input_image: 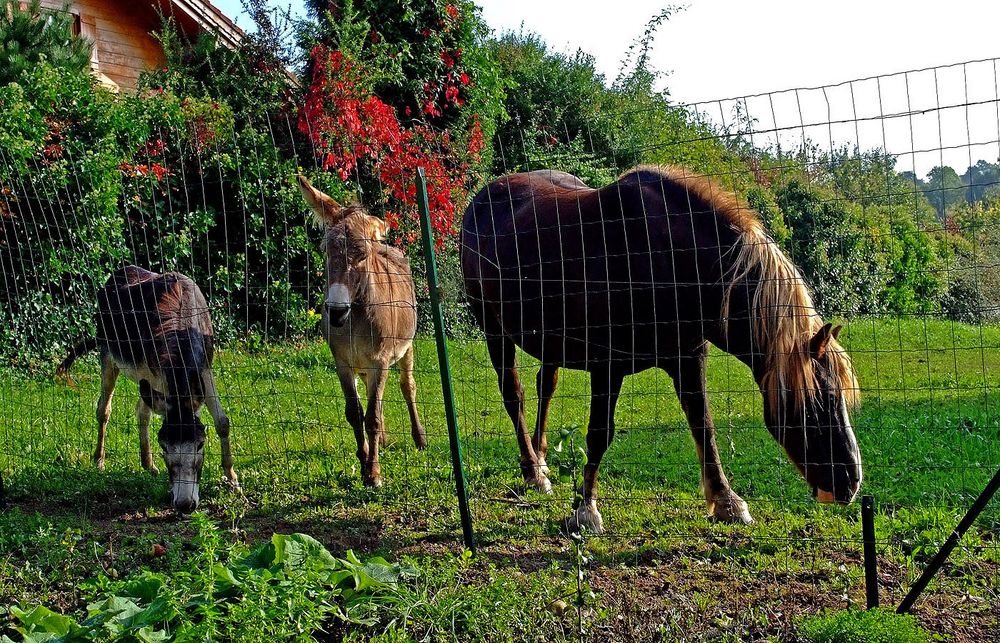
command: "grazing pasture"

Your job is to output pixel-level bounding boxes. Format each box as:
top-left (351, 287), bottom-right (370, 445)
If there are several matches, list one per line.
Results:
top-left (1, 318), bottom-right (998, 641)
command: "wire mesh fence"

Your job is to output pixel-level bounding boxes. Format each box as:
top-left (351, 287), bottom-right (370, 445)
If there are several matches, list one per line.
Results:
top-left (0, 54), bottom-right (998, 636)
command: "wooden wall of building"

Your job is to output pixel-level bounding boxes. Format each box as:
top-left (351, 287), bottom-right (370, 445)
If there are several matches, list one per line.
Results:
top-left (40, 0), bottom-right (167, 91)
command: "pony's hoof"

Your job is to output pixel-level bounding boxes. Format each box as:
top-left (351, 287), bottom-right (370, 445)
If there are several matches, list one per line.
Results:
top-left (564, 499), bottom-right (604, 534)
top-left (363, 475), bottom-right (383, 488)
top-left (529, 475), bottom-right (552, 495)
top-left (94, 457), bottom-right (105, 471)
top-left (538, 457), bottom-right (550, 477)
top-left (709, 490), bottom-right (754, 525)
top-left (147, 465), bottom-right (160, 477)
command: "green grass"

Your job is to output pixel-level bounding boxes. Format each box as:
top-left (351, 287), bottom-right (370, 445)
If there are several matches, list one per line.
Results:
top-left (798, 608), bottom-right (929, 643)
top-left (1, 317), bottom-right (998, 641)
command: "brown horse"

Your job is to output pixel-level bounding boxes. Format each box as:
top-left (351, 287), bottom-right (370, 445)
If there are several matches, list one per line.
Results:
top-left (461, 166), bottom-right (861, 532)
top-left (298, 175), bottom-right (426, 487)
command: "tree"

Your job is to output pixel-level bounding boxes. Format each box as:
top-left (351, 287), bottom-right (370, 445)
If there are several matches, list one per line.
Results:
top-left (0, 0), bottom-right (92, 86)
top-left (924, 165), bottom-right (966, 218)
top-left (298, 0), bottom-right (503, 248)
top-left (961, 159), bottom-right (1000, 204)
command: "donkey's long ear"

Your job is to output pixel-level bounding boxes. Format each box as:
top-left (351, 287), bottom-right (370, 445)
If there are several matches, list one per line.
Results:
top-left (297, 174), bottom-right (344, 225)
top-left (808, 322), bottom-right (835, 360)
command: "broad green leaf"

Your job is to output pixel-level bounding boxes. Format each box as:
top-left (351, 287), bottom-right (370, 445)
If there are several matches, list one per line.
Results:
top-left (272, 533), bottom-right (339, 572)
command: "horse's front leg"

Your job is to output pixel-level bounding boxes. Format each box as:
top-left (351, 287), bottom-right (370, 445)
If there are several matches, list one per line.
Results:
top-left (363, 364), bottom-right (389, 487)
top-left (534, 363), bottom-right (559, 476)
top-left (664, 346), bottom-right (753, 524)
top-left (201, 369), bottom-right (237, 487)
top-left (335, 362), bottom-right (368, 484)
top-left (565, 368), bottom-right (624, 535)
top-left (485, 335), bottom-right (550, 493)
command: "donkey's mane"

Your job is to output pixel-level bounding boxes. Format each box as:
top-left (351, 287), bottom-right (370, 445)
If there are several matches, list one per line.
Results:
top-left (627, 164), bottom-right (859, 418)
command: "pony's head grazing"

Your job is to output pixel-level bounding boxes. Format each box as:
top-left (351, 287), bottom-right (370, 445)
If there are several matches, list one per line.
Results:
top-left (718, 195), bottom-right (862, 505)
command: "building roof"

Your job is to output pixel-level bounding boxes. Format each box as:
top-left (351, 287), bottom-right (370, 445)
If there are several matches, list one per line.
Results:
top-left (158, 0), bottom-right (245, 49)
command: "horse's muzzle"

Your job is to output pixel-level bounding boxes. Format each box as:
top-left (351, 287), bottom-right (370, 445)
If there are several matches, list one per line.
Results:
top-left (813, 481), bottom-right (860, 505)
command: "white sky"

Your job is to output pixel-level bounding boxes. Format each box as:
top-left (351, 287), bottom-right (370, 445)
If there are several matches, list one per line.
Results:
top-left (215, 0), bottom-right (1000, 175)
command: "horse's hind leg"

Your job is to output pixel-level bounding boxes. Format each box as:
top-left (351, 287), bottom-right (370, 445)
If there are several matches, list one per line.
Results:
top-left (136, 398), bottom-right (159, 476)
top-left (202, 369), bottom-right (238, 487)
top-left (663, 346), bottom-right (752, 524)
top-left (94, 357), bottom-right (119, 470)
top-left (486, 334), bottom-right (550, 493)
top-left (534, 363), bottom-right (559, 476)
top-left (565, 367), bottom-right (624, 535)
top-left (399, 345), bottom-right (426, 450)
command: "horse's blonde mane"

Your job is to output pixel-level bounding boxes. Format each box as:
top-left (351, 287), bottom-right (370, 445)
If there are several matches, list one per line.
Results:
top-left (627, 164), bottom-right (859, 417)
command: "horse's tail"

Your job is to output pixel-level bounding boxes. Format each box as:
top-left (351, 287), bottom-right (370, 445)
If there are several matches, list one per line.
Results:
top-left (56, 337), bottom-right (98, 382)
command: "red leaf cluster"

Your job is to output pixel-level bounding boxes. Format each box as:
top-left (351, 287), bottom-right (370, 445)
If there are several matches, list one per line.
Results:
top-left (298, 45), bottom-right (482, 250)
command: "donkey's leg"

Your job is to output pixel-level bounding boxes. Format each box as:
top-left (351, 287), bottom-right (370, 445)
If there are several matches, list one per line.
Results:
top-left (485, 334), bottom-right (549, 493)
top-left (336, 362), bottom-right (367, 483)
top-left (94, 357), bottom-right (119, 470)
top-left (358, 370), bottom-right (388, 448)
top-left (664, 346), bottom-right (753, 524)
top-left (565, 368), bottom-right (624, 534)
top-left (363, 364), bottom-right (389, 487)
top-left (201, 369), bottom-right (238, 487)
top-left (136, 398), bottom-right (159, 476)
top-left (534, 363), bottom-right (559, 476)
top-left (399, 345), bottom-right (426, 450)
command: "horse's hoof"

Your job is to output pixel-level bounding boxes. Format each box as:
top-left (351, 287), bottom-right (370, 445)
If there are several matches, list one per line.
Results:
top-left (147, 465), bottom-right (160, 477)
top-left (529, 475), bottom-right (552, 495)
top-left (538, 457), bottom-right (550, 477)
top-left (709, 490), bottom-right (754, 525)
top-left (564, 499), bottom-right (604, 534)
top-left (94, 458), bottom-right (105, 471)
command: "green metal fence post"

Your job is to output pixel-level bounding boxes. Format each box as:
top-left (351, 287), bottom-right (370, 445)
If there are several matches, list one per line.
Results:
top-left (416, 167), bottom-right (475, 552)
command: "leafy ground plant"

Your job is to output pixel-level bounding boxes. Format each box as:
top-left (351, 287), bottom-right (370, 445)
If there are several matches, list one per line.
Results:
top-left (1, 515), bottom-right (417, 642)
top-left (798, 608), bottom-right (930, 643)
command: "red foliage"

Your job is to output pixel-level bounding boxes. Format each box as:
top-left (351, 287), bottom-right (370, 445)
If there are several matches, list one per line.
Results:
top-left (299, 45), bottom-right (482, 249)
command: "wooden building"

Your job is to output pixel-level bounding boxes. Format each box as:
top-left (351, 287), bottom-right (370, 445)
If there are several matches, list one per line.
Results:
top-left (38, 0), bottom-right (243, 91)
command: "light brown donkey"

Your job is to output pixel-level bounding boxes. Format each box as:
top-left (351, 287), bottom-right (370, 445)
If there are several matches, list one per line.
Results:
top-left (298, 175), bottom-right (426, 487)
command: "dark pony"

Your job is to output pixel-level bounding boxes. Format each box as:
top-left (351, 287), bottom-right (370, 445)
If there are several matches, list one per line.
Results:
top-left (461, 166), bottom-right (861, 532)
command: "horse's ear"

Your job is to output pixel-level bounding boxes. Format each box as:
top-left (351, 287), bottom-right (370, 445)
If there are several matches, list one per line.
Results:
top-left (831, 324), bottom-right (843, 341)
top-left (297, 174), bottom-right (344, 225)
top-left (809, 322), bottom-right (835, 360)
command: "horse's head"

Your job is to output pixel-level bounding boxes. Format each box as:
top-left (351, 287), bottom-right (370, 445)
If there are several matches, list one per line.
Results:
top-left (763, 323), bottom-right (862, 505)
top-left (159, 402), bottom-right (207, 514)
top-left (297, 174), bottom-right (388, 327)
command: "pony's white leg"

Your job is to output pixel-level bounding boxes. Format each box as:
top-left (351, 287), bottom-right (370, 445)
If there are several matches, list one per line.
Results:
top-left (136, 398), bottom-right (158, 476)
top-left (201, 369), bottom-right (238, 487)
top-left (94, 357), bottom-right (119, 470)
